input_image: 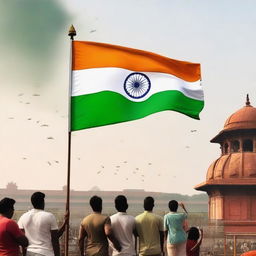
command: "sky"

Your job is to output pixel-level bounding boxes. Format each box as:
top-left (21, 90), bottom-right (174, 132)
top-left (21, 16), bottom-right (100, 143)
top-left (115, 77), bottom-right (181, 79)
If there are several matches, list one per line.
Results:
top-left (1, 0), bottom-right (256, 195)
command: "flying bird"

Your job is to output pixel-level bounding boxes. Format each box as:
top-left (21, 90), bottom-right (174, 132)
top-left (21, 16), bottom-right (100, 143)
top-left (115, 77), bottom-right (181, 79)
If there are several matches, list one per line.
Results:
top-left (18, 93), bottom-right (24, 96)
top-left (90, 29), bottom-right (96, 33)
top-left (47, 137), bottom-right (54, 140)
top-left (47, 161), bottom-right (51, 166)
top-left (55, 160), bottom-right (59, 164)
top-left (40, 124), bottom-right (49, 127)
top-left (32, 94), bottom-right (40, 96)
top-left (190, 129), bottom-right (197, 132)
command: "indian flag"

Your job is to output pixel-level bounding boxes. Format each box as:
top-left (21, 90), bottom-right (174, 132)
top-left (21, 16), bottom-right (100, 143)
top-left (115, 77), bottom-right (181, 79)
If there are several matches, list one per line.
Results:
top-left (71, 41), bottom-right (204, 131)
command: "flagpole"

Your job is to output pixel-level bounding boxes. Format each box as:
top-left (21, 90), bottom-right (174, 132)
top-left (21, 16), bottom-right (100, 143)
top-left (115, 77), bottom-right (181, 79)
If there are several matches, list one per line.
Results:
top-left (65, 24), bottom-right (76, 256)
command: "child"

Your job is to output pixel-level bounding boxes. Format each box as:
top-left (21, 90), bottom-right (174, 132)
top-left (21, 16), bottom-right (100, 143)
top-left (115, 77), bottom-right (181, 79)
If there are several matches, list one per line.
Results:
top-left (186, 227), bottom-right (203, 256)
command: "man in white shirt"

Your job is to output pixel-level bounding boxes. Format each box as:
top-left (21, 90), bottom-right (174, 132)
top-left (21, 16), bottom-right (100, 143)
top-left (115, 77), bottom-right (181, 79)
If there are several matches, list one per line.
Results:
top-left (18, 192), bottom-right (67, 256)
top-left (110, 195), bottom-right (137, 256)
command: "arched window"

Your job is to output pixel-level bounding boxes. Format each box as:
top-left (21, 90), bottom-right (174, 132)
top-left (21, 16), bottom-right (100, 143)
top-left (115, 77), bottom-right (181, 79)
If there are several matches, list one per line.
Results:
top-left (243, 139), bottom-right (253, 152)
top-left (224, 143), bottom-right (229, 154)
top-left (231, 140), bottom-right (240, 152)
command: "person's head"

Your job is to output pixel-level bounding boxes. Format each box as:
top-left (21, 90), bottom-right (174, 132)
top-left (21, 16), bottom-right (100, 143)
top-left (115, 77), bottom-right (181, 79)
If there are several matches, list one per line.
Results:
top-left (115, 195), bottom-right (128, 212)
top-left (144, 196), bottom-right (154, 211)
top-left (31, 192), bottom-right (45, 209)
top-left (90, 196), bottom-right (102, 212)
top-left (187, 227), bottom-right (200, 241)
top-left (0, 197), bottom-right (15, 218)
top-left (168, 200), bottom-right (178, 212)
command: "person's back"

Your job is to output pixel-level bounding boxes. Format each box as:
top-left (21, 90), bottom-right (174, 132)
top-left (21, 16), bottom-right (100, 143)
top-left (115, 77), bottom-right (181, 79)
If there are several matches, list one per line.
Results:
top-left (110, 195), bottom-right (136, 256)
top-left (18, 192), bottom-right (60, 256)
top-left (18, 209), bottom-right (58, 255)
top-left (81, 212), bottom-right (110, 255)
top-left (164, 212), bottom-right (187, 244)
top-left (135, 197), bottom-right (164, 256)
top-left (186, 227), bottom-right (203, 256)
top-left (0, 198), bottom-right (28, 256)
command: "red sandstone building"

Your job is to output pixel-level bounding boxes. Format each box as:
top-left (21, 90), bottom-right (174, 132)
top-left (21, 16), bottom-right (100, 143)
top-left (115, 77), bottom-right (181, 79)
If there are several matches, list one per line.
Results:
top-left (195, 96), bottom-right (256, 234)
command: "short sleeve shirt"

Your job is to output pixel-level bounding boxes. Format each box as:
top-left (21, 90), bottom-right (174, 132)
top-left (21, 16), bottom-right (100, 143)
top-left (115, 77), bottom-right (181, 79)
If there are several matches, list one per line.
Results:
top-left (0, 216), bottom-right (25, 256)
top-left (110, 212), bottom-right (136, 256)
top-left (164, 212), bottom-right (187, 244)
top-left (135, 211), bottom-right (164, 255)
top-left (80, 213), bottom-right (110, 256)
top-left (18, 209), bottom-right (58, 256)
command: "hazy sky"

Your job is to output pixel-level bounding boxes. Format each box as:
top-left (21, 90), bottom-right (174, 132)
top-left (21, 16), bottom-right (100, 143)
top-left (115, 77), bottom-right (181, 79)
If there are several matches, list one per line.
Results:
top-left (1, 0), bottom-right (256, 195)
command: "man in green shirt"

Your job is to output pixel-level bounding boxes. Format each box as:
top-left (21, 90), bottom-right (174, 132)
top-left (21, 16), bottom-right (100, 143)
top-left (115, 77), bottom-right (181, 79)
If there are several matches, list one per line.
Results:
top-left (135, 197), bottom-right (164, 256)
top-left (164, 200), bottom-right (188, 256)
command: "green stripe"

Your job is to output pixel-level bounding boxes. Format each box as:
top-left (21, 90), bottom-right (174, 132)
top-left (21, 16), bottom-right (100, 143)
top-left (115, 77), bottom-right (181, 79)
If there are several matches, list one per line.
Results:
top-left (71, 91), bottom-right (204, 131)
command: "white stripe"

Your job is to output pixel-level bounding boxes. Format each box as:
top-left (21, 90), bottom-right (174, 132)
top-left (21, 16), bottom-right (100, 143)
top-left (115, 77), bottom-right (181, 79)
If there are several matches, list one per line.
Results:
top-left (71, 67), bottom-right (203, 102)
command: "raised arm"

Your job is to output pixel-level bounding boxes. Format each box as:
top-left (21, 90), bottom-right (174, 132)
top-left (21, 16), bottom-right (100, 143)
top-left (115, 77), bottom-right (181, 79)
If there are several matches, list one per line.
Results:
top-left (179, 202), bottom-right (188, 214)
top-left (191, 229), bottom-right (203, 252)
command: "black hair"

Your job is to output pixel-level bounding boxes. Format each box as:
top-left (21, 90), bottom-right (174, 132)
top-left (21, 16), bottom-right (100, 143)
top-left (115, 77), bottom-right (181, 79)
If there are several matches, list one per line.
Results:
top-left (90, 196), bottom-right (102, 212)
top-left (168, 200), bottom-right (178, 212)
top-left (115, 195), bottom-right (128, 212)
top-left (0, 198), bottom-right (15, 214)
top-left (188, 227), bottom-right (200, 240)
top-left (144, 196), bottom-right (154, 211)
top-left (31, 192), bottom-right (45, 209)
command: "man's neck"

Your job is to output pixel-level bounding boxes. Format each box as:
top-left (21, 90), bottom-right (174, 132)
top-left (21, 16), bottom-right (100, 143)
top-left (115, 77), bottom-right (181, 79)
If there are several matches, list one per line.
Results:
top-left (0, 213), bottom-right (9, 219)
top-left (34, 207), bottom-right (44, 210)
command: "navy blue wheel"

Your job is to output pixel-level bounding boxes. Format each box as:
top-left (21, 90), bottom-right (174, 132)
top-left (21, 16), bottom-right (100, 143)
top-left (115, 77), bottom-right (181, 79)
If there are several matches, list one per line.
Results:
top-left (124, 72), bottom-right (151, 99)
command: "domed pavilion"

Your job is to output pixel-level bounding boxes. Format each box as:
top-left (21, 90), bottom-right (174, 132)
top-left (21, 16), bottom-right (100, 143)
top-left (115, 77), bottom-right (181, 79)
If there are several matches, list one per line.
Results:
top-left (195, 95), bottom-right (256, 233)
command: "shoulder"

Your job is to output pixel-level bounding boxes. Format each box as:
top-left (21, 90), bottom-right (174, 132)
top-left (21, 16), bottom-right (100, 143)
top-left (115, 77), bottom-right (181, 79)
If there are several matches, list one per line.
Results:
top-left (6, 219), bottom-right (23, 236)
top-left (40, 211), bottom-right (57, 223)
top-left (18, 210), bottom-right (30, 220)
top-left (135, 212), bottom-right (144, 221)
top-left (180, 212), bottom-right (187, 219)
top-left (42, 211), bottom-right (56, 218)
top-left (6, 218), bottom-right (18, 227)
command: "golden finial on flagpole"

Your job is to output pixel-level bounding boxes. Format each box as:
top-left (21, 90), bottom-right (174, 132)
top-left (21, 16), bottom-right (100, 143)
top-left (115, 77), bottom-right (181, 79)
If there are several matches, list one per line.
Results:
top-left (68, 25), bottom-right (76, 40)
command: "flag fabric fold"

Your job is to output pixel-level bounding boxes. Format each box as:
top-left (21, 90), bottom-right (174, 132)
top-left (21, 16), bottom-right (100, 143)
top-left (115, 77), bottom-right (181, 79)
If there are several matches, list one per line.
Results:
top-left (71, 41), bottom-right (204, 131)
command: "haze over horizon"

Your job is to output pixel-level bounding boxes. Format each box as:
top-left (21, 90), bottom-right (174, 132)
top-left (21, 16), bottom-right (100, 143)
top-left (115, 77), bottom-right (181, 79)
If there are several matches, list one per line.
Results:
top-left (1, 0), bottom-right (256, 195)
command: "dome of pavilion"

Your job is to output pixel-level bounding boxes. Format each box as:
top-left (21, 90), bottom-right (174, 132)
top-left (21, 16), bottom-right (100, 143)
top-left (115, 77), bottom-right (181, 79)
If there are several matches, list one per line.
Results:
top-left (223, 95), bottom-right (256, 131)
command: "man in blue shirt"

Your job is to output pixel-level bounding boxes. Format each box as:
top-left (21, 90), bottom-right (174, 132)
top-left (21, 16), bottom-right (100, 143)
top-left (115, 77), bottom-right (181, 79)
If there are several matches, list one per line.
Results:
top-left (164, 200), bottom-right (188, 256)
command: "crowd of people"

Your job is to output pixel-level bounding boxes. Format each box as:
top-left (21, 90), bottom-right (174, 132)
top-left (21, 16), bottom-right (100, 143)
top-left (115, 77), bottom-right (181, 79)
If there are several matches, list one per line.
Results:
top-left (0, 192), bottom-right (203, 256)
